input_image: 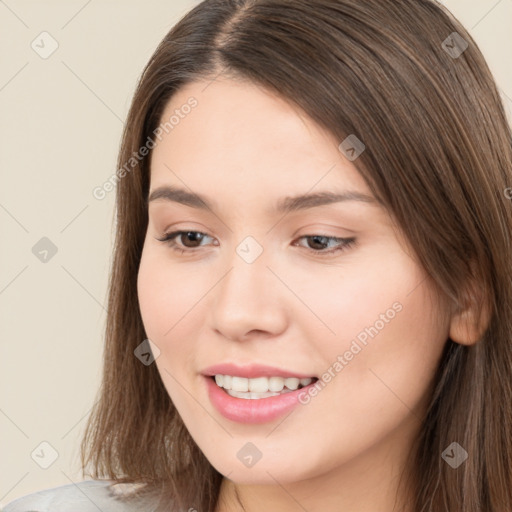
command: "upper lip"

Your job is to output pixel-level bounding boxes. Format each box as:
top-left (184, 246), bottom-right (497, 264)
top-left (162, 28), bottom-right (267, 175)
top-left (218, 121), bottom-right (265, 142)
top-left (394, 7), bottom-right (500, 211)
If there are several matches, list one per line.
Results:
top-left (201, 363), bottom-right (316, 379)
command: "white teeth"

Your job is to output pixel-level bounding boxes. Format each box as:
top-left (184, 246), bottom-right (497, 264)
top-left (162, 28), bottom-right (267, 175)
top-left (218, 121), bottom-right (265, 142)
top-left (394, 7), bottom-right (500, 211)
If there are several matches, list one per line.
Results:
top-left (268, 376), bottom-right (284, 392)
top-left (223, 374), bottom-right (232, 390)
top-left (231, 376), bottom-right (249, 392)
top-left (248, 377), bottom-right (268, 393)
top-left (213, 375), bottom-right (314, 394)
top-left (284, 377), bottom-right (300, 390)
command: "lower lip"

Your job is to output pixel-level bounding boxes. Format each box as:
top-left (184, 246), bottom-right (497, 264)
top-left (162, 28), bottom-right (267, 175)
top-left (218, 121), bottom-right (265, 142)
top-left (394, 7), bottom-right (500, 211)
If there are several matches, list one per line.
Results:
top-left (204, 376), bottom-right (316, 424)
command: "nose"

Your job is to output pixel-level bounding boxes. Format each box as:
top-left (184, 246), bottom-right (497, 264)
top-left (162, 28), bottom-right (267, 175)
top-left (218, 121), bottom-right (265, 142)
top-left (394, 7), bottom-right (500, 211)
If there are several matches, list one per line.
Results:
top-left (209, 243), bottom-right (289, 342)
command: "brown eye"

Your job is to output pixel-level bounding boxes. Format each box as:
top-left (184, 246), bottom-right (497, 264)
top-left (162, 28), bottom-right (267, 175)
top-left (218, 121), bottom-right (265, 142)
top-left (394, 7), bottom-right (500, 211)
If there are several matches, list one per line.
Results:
top-left (294, 235), bottom-right (357, 256)
top-left (175, 231), bottom-right (205, 248)
top-left (156, 230), bottom-right (213, 254)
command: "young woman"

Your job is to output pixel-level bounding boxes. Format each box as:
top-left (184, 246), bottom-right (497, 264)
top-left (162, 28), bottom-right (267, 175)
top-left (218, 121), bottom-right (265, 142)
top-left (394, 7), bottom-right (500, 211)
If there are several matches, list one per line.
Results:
top-left (5, 0), bottom-right (512, 511)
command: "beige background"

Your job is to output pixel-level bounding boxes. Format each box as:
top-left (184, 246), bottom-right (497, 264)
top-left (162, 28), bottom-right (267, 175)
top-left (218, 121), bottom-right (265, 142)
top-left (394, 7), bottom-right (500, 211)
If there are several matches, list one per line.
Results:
top-left (0, 0), bottom-right (511, 506)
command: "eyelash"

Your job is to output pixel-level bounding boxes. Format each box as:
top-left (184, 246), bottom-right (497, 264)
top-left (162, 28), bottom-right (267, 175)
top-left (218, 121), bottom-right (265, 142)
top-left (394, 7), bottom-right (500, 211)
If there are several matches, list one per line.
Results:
top-left (156, 230), bottom-right (357, 257)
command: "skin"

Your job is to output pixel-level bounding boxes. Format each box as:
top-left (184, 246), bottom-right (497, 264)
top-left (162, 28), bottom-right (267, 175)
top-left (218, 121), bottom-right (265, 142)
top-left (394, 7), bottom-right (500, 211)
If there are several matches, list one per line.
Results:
top-left (137, 76), bottom-right (481, 512)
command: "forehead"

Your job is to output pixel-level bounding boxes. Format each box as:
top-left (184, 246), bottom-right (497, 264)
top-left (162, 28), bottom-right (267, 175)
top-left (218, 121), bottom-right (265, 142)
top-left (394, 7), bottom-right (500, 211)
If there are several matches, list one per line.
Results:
top-left (149, 78), bottom-right (372, 209)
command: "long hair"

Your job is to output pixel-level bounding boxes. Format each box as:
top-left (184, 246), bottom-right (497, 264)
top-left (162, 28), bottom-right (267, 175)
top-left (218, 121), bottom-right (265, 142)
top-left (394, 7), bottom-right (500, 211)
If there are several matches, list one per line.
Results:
top-left (80, 1), bottom-right (512, 511)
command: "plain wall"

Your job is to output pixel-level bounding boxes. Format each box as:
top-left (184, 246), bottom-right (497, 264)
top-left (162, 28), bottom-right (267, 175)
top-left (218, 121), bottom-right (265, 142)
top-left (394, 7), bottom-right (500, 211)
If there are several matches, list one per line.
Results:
top-left (1, 0), bottom-right (511, 506)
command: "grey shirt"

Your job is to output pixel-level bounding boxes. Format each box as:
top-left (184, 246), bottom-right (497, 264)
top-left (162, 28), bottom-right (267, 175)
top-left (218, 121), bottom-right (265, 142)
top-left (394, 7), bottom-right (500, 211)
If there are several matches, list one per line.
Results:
top-left (1, 479), bottom-right (175, 512)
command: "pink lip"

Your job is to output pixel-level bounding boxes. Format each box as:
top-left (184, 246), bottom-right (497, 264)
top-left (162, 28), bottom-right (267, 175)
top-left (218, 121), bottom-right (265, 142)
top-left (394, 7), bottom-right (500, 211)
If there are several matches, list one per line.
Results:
top-left (201, 363), bottom-right (316, 379)
top-left (204, 375), bottom-right (317, 424)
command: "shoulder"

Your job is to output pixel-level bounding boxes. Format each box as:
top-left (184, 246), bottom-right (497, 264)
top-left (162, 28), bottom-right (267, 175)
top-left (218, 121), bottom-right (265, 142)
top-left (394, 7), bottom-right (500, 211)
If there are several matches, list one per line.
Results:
top-left (1, 479), bottom-right (164, 512)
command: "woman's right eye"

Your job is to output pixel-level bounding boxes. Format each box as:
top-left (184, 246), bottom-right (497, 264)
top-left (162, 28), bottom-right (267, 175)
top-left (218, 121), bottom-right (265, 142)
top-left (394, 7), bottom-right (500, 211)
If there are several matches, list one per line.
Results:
top-left (156, 230), bottom-right (214, 254)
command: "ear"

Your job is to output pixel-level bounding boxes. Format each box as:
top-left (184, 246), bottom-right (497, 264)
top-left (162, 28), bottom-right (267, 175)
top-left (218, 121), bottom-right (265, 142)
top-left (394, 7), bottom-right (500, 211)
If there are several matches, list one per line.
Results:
top-left (449, 263), bottom-right (492, 346)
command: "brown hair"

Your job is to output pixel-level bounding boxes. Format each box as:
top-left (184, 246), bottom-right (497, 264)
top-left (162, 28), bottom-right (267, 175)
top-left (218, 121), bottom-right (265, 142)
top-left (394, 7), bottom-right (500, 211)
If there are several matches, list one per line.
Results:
top-left (80, 1), bottom-right (512, 510)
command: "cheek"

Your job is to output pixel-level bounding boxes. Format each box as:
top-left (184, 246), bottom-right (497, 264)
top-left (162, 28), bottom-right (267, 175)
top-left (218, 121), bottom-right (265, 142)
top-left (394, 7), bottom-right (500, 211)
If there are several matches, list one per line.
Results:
top-left (137, 247), bottom-right (202, 341)
top-left (362, 282), bottom-right (448, 399)
top-left (137, 247), bottom-right (212, 401)
top-left (137, 250), bottom-right (167, 339)
top-left (287, 250), bottom-right (425, 356)
top-left (137, 250), bottom-right (195, 403)
top-left (298, 251), bottom-right (448, 411)
top-left (314, 273), bottom-right (447, 432)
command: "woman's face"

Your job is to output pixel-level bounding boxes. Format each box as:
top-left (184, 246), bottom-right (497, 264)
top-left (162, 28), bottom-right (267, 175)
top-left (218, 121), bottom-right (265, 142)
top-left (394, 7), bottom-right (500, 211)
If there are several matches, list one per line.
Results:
top-left (137, 77), bottom-right (450, 488)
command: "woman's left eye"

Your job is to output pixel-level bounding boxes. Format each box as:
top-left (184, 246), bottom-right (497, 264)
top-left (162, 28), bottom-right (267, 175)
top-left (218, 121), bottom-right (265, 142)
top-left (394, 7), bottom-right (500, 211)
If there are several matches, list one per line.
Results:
top-left (156, 230), bottom-right (357, 257)
top-left (293, 234), bottom-right (357, 255)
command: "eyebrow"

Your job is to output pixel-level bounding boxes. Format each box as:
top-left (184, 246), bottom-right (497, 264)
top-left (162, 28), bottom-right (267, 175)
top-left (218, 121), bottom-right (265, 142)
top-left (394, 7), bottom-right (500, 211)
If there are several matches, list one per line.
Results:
top-left (147, 185), bottom-right (376, 214)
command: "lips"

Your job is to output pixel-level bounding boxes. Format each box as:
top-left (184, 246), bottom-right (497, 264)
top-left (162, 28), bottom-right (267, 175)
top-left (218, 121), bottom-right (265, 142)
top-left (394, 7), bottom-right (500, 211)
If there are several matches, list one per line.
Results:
top-left (204, 373), bottom-right (319, 423)
top-left (201, 362), bottom-right (316, 380)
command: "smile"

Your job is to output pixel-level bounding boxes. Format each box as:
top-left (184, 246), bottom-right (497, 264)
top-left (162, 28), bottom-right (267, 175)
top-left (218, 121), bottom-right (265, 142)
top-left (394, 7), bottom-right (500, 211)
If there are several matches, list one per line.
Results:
top-left (213, 374), bottom-right (315, 399)
top-left (205, 375), bottom-right (319, 423)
